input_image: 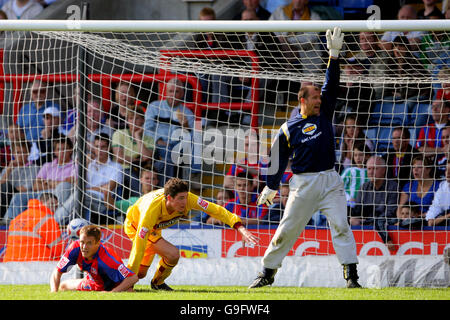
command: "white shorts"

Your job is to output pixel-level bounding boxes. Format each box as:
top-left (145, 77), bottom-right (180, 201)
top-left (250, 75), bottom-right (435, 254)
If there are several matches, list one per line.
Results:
top-left (262, 169), bottom-right (358, 269)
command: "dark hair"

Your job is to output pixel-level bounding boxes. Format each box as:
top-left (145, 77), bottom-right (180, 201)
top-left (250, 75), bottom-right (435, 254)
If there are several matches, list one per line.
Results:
top-left (94, 132), bottom-right (111, 145)
top-left (79, 225), bottom-right (101, 242)
top-left (218, 189), bottom-right (234, 200)
top-left (53, 136), bottom-right (73, 150)
top-left (199, 7), bottom-right (216, 19)
top-left (39, 192), bottom-right (58, 203)
top-left (236, 170), bottom-right (254, 181)
top-left (412, 154), bottom-right (433, 166)
top-left (11, 139), bottom-right (30, 151)
top-left (403, 201), bottom-right (421, 215)
top-left (164, 178), bottom-right (189, 198)
top-left (393, 126), bottom-right (410, 139)
top-left (392, 35), bottom-right (410, 48)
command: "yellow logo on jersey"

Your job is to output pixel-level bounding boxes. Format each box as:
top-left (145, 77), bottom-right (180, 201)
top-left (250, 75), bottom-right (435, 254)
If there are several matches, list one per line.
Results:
top-left (302, 123), bottom-right (317, 136)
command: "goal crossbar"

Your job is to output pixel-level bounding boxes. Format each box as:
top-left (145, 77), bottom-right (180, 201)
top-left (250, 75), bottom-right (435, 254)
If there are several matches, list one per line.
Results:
top-left (0, 19), bottom-right (449, 32)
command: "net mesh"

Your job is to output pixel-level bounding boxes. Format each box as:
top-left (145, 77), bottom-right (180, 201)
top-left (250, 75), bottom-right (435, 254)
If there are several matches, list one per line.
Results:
top-left (0, 27), bottom-right (448, 285)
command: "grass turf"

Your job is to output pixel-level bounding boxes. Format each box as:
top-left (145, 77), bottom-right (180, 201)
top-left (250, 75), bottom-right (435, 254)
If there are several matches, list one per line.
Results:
top-left (0, 284), bottom-right (448, 300)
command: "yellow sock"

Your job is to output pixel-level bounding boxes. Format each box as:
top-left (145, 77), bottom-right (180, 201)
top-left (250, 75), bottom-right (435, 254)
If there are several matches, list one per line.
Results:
top-left (152, 258), bottom-right (176, 285)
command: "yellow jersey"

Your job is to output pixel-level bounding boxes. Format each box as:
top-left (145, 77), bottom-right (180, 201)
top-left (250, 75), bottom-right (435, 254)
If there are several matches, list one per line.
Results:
top-left (124, 188), bottom-right (242, 273)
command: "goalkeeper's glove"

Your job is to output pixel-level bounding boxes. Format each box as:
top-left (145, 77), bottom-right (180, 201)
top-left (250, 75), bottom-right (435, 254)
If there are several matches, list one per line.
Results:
top-left (326, 26), bottom-right (344, 58)
top-left (257, 186), bottom-right (278, 207)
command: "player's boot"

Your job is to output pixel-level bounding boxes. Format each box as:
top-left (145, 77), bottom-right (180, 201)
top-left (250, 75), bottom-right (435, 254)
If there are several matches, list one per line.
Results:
top-left (151, 281), bottom-right (174, 291)
top-left (343, 263), bottom-right (362, 288)
top-left (248, 268), bottom-right (277, 289)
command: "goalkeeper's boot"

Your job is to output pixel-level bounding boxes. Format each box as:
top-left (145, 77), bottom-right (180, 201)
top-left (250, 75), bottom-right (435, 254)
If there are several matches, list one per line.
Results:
top-left (151, 281), bottom-right (174, 291)
top-left (248, 268), bottom-right (277, 289)
top-left (343, 263), bottom-right (362, 288)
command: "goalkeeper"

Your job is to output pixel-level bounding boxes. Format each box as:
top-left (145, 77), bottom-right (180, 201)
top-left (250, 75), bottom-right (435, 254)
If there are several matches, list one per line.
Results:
top-left (249, 27), bottom-right (361, 289)
top-left (124, 177), bottom-right (258, 291)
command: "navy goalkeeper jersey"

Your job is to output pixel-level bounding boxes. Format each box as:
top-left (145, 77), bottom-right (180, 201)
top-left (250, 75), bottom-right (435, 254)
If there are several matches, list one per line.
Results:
top-left (266, 58), bottom-right (340, 190)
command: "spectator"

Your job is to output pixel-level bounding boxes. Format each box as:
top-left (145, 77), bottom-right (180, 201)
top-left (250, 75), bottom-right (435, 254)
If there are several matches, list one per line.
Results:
top-left (419, 27), bottom-right (449, 74)
top-left (224, 132), bottom-right (264, 190)
top-left (0, 9), bottom-right (7, 19)
top-left (36, 0), bottom-right (57, 9)
top-left (269, 0), bottom-right (324, 74)
top-left (433, 126), bottom-right (450, 179)
top-left (112, 105), bottom-right (155, 200)
top-left (0, 123), bottom-right (26, 169)
top-left (396, 201), bottom-right (425, 229)
top-left (351, 31), bottom-right (396, 100)
top-left (16, 80), bottom-right (61, 142)
top-left (188, 7), bottom-right (231, 50)
top-left (233, 0), bottom-right (271, 20)
top-left (389, 35), bottom-right (432, 101)
top-left (436, 67), bottom-right (450, 101)
top-left (1, 0), bottom-right (43, 20)
top-left (415, 99), bottom-right (450, 155)
top-left (336, 114), bottom-right (374, 173)
top-left (340, 141), bottom-right (370, 210)
top-left (425, 161), bottom-right (450, 226)
top-left (4, 137), bottom-right (76, 222)
top-left (351, 156), bottom-right (398, 252)
top-left (380, 5), bottom-right (425, 52)
top-left (261, 0), bottom-right (290, 13)
top-left (186, 7), bottom-right (245, 125)
top-left (144, 78), bottom-right (196, 179)
top-left (59, 85), bottom-right (79, 136)
top-left (396, 154), bottom-right (441, 219)
top-left (66, 97), bottom-right (114, 155)
top-left (202, 188), bottom-right (235, 225)
top-left (0, 140), bottom-right (40, 221)
top-left (115, 163), bottom-right (161, 216)
top-left (54, 133), bottom-right (123, 225)
top-left (106, 81), bottom-right (138, 130)
top-left (29, 106), bottom-right (62, 165)
top-left (3, 192), bottom-right (65, 262)
top-left (335, 57), bottom-right (375, 126)
top-left (417, 0), bottom-right (444, 19)
top-left (382, 126), bottom-right (420, 191)
top-left (224, 171), bottom-right (268, 226)
top-left (227, 9), bottom-right (291, 113)
top-left (265, 183), bottom-right (289, 224)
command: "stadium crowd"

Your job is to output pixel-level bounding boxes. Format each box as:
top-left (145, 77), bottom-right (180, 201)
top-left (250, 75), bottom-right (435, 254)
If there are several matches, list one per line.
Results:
top-left (0, 0), bottom-right (449, 263)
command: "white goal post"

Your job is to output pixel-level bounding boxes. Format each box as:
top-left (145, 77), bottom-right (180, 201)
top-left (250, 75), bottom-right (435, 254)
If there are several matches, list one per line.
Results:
top-left (0, 18), bottom-right (448, 288)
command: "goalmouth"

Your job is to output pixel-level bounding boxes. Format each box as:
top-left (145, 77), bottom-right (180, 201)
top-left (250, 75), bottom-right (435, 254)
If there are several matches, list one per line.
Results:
top-left (0, 18), bottom-right (448, 288)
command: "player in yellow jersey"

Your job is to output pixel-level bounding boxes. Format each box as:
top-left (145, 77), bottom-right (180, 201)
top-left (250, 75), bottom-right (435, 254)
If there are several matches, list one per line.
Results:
top-left (124, 177), bottom-right (258, 290)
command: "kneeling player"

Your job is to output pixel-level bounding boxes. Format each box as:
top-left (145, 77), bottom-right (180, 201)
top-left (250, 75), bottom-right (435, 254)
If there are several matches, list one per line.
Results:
top-left (125, 177), bottom-right (258, 291)
top-left (50, 225), bottom-right (138, 292)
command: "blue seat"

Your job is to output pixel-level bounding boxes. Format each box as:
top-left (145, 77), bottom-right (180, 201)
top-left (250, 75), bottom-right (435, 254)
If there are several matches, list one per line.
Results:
top-left (409, 102), bottom-right (431, 127)
top-left (369, 100), bottom-right (409, 126)
top-left (365, 127), bottom-right (395, 153)
top-left (339, 0), bottom-right (374, 18)
top-left (338, 0), bottom-right (373, 7)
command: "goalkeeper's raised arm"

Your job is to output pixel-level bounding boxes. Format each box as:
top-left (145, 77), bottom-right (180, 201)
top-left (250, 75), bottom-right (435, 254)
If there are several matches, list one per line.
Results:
top-left (261, 27), bottom-right (343, 195)
top-left (252, 27), bottom-right (362, 289)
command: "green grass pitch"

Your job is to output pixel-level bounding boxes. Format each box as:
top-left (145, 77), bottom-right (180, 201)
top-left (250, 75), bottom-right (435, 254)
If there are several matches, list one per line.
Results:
top-left (0, 285), bottom-right (448, 300)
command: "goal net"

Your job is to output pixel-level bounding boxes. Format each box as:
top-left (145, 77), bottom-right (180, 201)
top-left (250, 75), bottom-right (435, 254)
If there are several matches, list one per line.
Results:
top-left (0, 19), bottom-right (449, 288)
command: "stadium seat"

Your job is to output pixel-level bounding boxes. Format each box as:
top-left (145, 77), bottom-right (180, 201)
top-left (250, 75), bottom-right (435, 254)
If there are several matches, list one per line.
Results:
top-left (408, 101), bottom-right (431, 127)
top-left (365, 126), bottom-right (394, 153)
top-left (338, 0), bottom-right (373, 8)
top-left (338, 0), bottom-right (373, 18)
top-left (369, 100), bottom-right (410, 126)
